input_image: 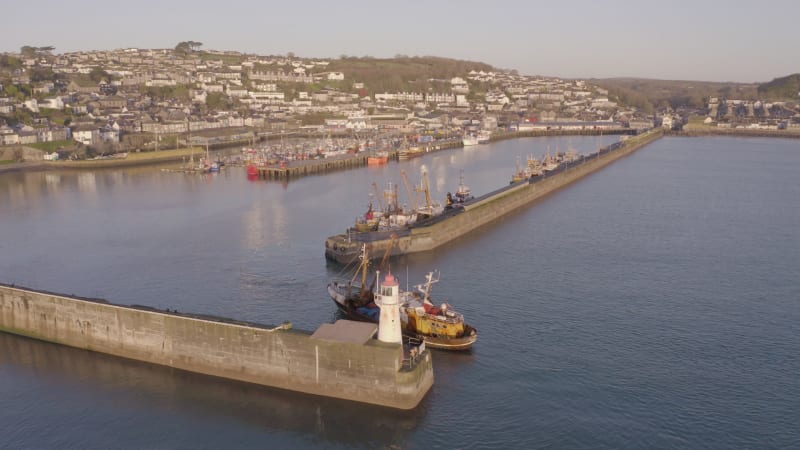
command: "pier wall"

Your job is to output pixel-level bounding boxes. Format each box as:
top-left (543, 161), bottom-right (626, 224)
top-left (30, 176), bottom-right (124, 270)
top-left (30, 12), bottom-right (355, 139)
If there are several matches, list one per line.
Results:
top-left (0, 284), bottom-right (433, 409)
top-left (328, 130), bottom-right (663, 262)
top-left (416, 131), bottom-right (662, 250)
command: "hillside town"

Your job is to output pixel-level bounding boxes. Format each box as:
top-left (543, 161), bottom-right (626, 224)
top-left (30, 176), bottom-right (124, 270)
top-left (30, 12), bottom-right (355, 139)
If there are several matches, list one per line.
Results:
top-left (1, 45), bottom-right (798, 161)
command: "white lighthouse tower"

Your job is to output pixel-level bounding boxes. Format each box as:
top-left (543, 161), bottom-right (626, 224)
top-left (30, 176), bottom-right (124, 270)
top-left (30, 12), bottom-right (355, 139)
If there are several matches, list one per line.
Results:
top-left (376, 271), bottom-right (402, 344)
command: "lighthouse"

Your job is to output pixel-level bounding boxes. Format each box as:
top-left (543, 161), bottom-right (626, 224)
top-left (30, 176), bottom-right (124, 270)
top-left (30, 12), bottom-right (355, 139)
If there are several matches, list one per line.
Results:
top-left (376, 271), bottom-right (402, 344)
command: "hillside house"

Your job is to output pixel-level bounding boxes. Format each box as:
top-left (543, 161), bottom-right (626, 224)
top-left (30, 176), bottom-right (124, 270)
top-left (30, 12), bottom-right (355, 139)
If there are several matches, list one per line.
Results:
top-left (72, 125), bottom-right (99, 145)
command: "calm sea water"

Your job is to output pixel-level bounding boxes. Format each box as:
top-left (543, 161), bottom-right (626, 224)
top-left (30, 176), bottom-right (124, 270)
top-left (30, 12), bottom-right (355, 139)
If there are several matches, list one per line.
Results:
top-left (1, 135), bottom-right (799, 449)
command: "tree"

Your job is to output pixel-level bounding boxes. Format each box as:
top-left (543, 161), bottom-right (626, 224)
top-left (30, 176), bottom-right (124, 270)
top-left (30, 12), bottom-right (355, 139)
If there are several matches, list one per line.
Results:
top-left (19, 46), bottom-right (55, 57)
top-left (4, 83), bottom-right (19, 100)
top-left (30, 66), bottom-right (55, 83)
top-left (205, 92), bottom-right (229, 110)
top-left (0, 55), bottom-right (22, 70)
top-left (89, 67), bottom-right (109, 83)
top-left (20, 46), bottom-right (36, 57)
top-left (175, 41), bottom-right (202, 56)
top-left (175, 41), bottom-right (191, 56)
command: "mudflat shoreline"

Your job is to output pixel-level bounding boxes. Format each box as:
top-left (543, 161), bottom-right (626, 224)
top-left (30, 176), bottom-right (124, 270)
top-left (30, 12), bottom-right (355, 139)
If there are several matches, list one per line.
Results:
top-left (0, 147), bottom-right (206, 173)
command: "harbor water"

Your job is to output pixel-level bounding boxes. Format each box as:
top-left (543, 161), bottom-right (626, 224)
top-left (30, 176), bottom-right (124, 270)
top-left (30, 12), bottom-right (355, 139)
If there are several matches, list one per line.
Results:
top-left (1, 135), bottom-right (799, 448)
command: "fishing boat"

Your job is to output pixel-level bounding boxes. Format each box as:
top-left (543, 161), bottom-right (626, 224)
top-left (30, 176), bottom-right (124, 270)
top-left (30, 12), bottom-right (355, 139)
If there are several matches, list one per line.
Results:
top-left (446, 171), bottom-right (474, 208)
top-left (526, 155), bottom-right (543, 177)
top-left (415, 166), bottom-right (444, 219)
top-left (477, 130), bottom-right (491, 144)
top-left (462, 134), bottom-right (479, 146)
top-left (367, 150), bottom-right (389, 165)
top-left (327, 245), bottom-right (478, 351)
top-left (353, 199), bottom-right (381, 232)
top-left (511, 157), bottom-right (532, 183)
top-left (399, 146), bottom-right (424, 160)
top-left (542, 148), bottom-right (560, 172)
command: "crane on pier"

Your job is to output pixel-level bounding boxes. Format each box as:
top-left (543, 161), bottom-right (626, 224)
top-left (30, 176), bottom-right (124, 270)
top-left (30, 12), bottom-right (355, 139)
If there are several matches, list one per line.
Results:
top-left (401, 169), bottom-right (418, 212)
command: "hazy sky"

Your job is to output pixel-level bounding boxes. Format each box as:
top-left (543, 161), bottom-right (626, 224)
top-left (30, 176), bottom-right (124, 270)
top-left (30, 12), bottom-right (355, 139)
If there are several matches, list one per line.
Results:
top-left (3, 0), bottom-right (798, 82)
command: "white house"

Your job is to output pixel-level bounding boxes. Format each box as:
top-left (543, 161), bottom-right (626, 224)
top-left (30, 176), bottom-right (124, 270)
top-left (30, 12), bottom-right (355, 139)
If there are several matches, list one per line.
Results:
top-left (0, 132), bottom-right (19, 145)
top-left (226, 86), bottom-right (249, 98)
top-left (24, 99), bottom-right (40, 113)
top-left (40, 97), bottom-right (65, 110)
top-left (72, 126), bottom-right (97, 145)
top-left (346, 117), bottom-right (369, 130)
top-left (450, 77), bottom-right (469, 93)
top-left (251, 91), bottom-right (285, 101)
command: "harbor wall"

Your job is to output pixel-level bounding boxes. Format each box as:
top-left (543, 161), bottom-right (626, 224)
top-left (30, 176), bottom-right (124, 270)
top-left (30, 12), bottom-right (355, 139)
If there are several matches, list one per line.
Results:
top-left (328, 129), bottom-right (663, 262)
top-left (411, 130), bottom-right (663, 251)
top-left (0, 284), bottom-right (433, 410)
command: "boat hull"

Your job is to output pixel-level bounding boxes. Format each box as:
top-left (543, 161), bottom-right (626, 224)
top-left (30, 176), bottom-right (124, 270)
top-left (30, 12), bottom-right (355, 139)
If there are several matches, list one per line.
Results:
top-left (421, 332), bottom-right (478, 351)
top-left (367, 156), bottom-right (388, 165)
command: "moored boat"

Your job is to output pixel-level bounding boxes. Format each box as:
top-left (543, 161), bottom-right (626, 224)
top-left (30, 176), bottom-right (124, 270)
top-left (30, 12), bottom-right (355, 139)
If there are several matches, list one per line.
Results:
top-left (327, 245), bottom-right (477, 350)
top-left (446, 171), bottom-right (474, 208)
top-left (511, 156), bottom-right (532, 183)
top-left (526, 155), bottom-right (543, 177)
top-left (462, 134), bottom-right (479, 146)
top-left (398, 145), bottom-right (425, 160)
top-left (415, 166), bottom-right (444, 219)
top-left (367, 150), bottom-right (389, 165)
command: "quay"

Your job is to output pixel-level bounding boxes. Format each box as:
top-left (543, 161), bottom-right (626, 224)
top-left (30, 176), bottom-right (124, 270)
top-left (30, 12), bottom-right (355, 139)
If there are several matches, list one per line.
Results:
top-left (672, 127), bottom-right (800, 139)
top-left (249, 138), bottom-right (456, 179)
top-left (490, 127), bottom-right (636, 143)
top-left (251, 129), bottom-right (633, 180)
top-left (325, 129), bottom-right (664, 264)
top-left (0, 283), bottom-right (434, 410)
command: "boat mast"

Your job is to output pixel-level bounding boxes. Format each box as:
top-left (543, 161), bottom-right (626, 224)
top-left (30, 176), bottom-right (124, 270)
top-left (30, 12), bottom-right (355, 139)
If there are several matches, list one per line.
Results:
top-left (416, 167), bottom-right (432, 212)
top-left (372, 181), bottom-right (384, 213)
top-left (401, 170), bottom-right (417, 211)
top-left (358, 245), bottom-right (370, 298)
top-left (423, 169), bottom-right (432, 211)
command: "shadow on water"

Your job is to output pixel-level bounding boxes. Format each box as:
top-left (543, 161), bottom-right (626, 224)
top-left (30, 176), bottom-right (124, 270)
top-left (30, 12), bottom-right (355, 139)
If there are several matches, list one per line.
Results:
top-left (0, 332), bottom-right (428, 447)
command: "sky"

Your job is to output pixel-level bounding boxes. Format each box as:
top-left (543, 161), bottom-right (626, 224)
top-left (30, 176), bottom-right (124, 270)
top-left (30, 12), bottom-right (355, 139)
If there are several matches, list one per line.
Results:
top-left (3, 0), bottom-right (798, 83)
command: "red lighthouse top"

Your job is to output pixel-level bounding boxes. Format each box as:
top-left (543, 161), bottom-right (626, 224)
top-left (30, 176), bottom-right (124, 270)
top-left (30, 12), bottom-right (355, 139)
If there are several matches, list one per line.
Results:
top-left (382, 272), bottom-right (398, 287)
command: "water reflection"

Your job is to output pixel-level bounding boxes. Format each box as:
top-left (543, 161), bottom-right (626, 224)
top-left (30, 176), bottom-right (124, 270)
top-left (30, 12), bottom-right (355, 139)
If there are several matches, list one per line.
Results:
top-left (77, 171), bottom-right (97, 195)
top-left (242, 200), bottom-right (268, 250)
top-left (0, 332), bottom-right (426, 447)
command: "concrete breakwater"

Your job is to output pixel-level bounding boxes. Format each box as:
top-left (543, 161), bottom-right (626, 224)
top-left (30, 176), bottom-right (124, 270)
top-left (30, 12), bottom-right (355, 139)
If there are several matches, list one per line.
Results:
top-left (673, 127), bottom-right (800, 139)
top-left (325, 129), bottom-right (663, 264)
top-left (0, 283), bottom-right (434, 409)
